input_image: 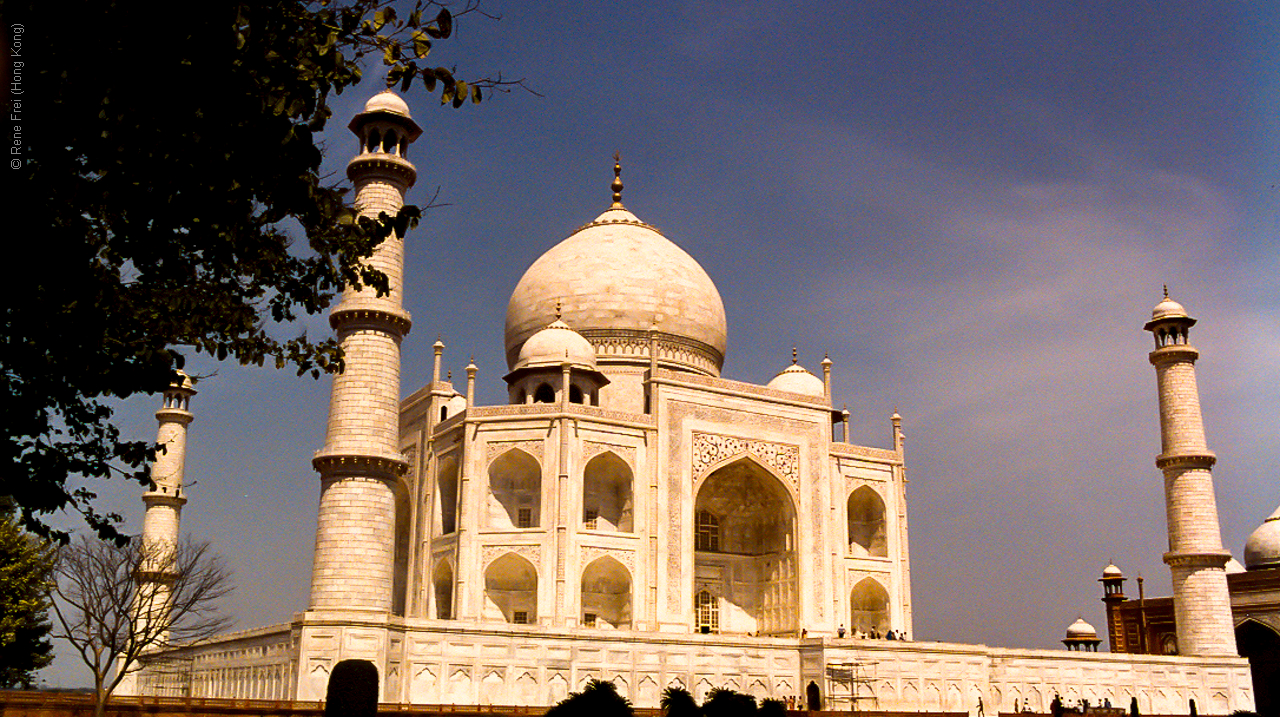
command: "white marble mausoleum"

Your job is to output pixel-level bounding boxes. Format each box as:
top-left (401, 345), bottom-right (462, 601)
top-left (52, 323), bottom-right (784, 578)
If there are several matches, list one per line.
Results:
top-left (122, 91), bottom-right (1255, 715)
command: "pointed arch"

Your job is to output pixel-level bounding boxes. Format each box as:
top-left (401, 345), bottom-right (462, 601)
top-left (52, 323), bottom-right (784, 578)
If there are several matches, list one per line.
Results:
top-left (483, 552), bottom-right (538, 624)
top-left (583, 451), bottom-right (633, 532)
top-left (847, 485), bottom-right (887, 557)
top-left (487, 448), bottom-right (541, 529)
top-left (693, 456), bottom-right (798, 635)
top-left (580, 555), bottom-right (632, 629)
top-left (850, 577), bottom-right (890, 635)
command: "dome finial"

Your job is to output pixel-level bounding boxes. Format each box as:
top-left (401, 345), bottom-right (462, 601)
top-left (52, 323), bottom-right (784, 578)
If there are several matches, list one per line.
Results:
top-left (791, 347), bottom-right (798, 365)
top-left (611, 151), bottom-right (624, 207)
top-left (1163, 283), bottom-right (1169, 299)
top-left (555, 298), bottom-right (563, 321)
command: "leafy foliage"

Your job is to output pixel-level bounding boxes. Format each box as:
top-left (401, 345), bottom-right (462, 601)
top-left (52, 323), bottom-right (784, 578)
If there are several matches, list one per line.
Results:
top-left (661, 686), bottom-right (701, 717)
top-left (6, 0), bottom-right (523, 542)
top-left (48, 536), bottom-right (232, 717)
top-left (702, 688), bottom-right (757, 717)
top-left (545, 678), bottom-right (634, 717)
top-left (0, 512), bottom-right (55, 688)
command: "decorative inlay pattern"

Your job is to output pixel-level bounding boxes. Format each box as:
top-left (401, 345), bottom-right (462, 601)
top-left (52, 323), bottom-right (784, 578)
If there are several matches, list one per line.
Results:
top-left (691, 432), bottom-right (799, 489)
top-left (481, 544), bottom-right (541, 569)
top-left (581, 545), bottom-right (636, 574)
top-left (486, 440), bottom-right (544, 464)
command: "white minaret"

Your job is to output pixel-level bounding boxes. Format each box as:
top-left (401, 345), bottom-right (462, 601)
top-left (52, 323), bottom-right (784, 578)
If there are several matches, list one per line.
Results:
top-left (137, 370), bottom-right (197, 639)
top-left (1144, 290), bottom-right (1237, 656)
top-left (309, 91), bottom-right (421, 612)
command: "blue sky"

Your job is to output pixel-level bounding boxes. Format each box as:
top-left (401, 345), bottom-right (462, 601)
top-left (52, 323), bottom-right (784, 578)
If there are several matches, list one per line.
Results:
top-left (43, 0), bottom-right (1279, 686)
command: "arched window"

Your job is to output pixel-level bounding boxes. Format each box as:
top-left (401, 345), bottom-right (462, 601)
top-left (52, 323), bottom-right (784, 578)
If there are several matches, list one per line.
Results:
top-left (381, 130), bottom-right (397, 153)
top-left (534, 383), bottom-right (555, 403)
top-left (695, 510), bottom-right (720, 551)
top-left (367, 129), bottom-right (381, 153)
top-left (440, 405), bottom-right (448, 422)
top-left (695, 590), bottom-right (719, 634)
top-left (569, 384), bottom-right (584, 404)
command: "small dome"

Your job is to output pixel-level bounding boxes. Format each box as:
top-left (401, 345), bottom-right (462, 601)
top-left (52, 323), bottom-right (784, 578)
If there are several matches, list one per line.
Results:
top-left (364, 89), bottom-right (412, 118)
top-left (514, 319), bottom-right (598, 371)
top-left (1101, 563), bottom-right (1123, 578)
top-left (1244, 505), bottom-right (1280, 570)
top-left (1225, 558), bottom-right (1247, 575)
top-left (1065, 617), bottom-right (1097, 639)
top-left (767, 363), bottom-right (825, 397)
top-left (1151, 295), bottom-right (1188, 322)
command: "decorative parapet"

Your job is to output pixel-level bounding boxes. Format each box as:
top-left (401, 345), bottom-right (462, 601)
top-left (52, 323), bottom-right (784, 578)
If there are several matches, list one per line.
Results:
top-left (831, 442), bottom-right (900, 464)
top-left (652, 368), bottom-right (830, 407)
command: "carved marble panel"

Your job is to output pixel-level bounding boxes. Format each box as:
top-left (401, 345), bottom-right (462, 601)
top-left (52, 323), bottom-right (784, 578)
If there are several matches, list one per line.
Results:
top-left (481, 544), bottom-right (541, 569)
top-left (486, 440), bottom-right (544, 464)
top-left (691, 432), bottom-right (798, 490)
top-left (583, 441), bottom-right (637, 465)
top-left (581, 545), bottom-right (636, 574)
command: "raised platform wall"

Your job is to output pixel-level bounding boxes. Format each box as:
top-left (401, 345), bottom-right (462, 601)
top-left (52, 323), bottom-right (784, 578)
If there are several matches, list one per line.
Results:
top-left (131, 621), bottom-right (1254, 715)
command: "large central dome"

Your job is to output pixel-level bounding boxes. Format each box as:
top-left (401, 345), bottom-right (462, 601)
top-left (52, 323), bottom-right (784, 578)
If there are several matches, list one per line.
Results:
top-left (505, 205), bottom-right (728, 376)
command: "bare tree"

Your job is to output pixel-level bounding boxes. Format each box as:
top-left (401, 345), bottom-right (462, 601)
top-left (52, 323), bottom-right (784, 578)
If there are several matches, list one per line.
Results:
top-left (48, 536), bottom-right (233, 717)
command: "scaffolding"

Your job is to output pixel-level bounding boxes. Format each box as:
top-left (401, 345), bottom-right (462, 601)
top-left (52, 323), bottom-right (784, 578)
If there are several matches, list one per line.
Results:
top-left (824, 659), bottom-right (876, 712)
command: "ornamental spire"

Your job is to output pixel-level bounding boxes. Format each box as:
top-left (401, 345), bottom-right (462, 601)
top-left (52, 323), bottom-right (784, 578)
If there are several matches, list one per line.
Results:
top-left (611, 151), bottom-right (624, 207)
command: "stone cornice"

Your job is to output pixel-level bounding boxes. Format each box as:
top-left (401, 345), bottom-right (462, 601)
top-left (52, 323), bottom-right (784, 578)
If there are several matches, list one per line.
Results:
top-left (154, 407), bottom-right (194, 425)
top-left (1163, 550), bottom-right (1231, 569)
top-left (142, 492), bottom-right (187, 508)
top-left (346, 154), bottom-right (417, 187)
top-left (1149, 345), bottom-right (1199, 366)
top-left (1156, 451), bottom-right (1216, 470)
top-left (329, 306), bottom-right (412, 336)
top-left (312, 450), bottom-right (409, 477)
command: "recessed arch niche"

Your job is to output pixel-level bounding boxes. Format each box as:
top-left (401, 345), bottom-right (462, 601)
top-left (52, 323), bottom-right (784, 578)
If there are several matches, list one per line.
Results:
top-left (580, 555), bottom-right (632, 628)
top-left (847, 486), bottom-right (887, 557)
top-left (849, 577), bottom-right (889, 635)
top-left (432, 558), bottom-right (454, 619)
top-left (582, 452), bottom-right (633, 532)
top-left (483, 553), bottom-right (537, 624)
top-left (487, 449), bottom-right (541, 529)
top-left (693, 456), bottom-right (797, 635)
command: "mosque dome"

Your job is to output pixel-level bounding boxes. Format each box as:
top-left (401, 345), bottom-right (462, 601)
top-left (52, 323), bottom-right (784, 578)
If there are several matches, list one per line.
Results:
top-left (514, 319), bottom-right (598, 371)
top-left (767, 360), bottom-right (825, 397)
top-left (1244, 505), bottom-right (1280, 570)
top-left (1065, 618), bottom-right (1098, 639)
top-left (363, 89), bottom-right (413, 118)
top-left (505, 204), bottom-right (727, 376)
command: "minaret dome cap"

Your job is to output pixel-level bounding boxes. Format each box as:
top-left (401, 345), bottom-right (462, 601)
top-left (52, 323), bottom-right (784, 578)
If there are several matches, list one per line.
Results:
top-left (348, 90), bottom-right (423, 141)
top-left (1102, 563), bottom-right (1123, 578)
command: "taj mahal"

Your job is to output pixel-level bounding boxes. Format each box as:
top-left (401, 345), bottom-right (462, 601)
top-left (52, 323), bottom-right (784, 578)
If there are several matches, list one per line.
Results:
top-left (121, 91), bottom-right (1263, 714)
